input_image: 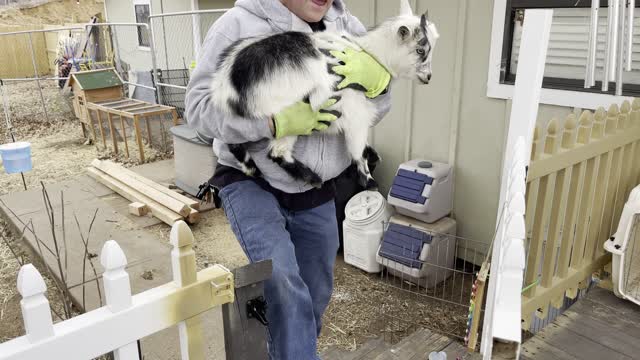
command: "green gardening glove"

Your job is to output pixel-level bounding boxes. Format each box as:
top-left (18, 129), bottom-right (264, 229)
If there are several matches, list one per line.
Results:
top-left (330, 47), bottom-right (391, 99)
top-left (273, 98), bottom-right (339, 139)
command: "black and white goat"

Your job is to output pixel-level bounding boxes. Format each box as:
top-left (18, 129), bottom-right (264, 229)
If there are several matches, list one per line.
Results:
top-left (211, 0), bottom-right (439, 189)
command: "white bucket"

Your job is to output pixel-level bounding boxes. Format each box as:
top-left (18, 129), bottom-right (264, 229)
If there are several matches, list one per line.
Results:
top-left (0, 142), bottom-right (32, 174)
top-left (343, 191), bottom-right (393, 273)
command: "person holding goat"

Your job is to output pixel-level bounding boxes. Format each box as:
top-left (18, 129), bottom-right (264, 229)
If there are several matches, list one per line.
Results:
top-left (186, 0), bottom-right (437, 358)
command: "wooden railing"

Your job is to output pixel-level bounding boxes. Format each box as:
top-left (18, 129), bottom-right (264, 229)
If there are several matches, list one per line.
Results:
top-left (0, 221), bottom-right (234, 360)
top-left (522, 99), bottom-right (640, 328)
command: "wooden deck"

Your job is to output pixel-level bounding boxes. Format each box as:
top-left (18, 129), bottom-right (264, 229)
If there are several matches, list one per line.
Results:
top-left (321, 329), bottom-right (482, 360)
top-left (522, 287), bottom-right (640, 359)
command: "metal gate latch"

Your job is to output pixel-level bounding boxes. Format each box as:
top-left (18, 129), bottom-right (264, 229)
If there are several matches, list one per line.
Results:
top-left (247, 296), bottom-right (269, 326)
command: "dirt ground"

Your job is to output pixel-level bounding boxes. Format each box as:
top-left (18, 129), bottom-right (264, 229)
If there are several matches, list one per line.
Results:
top-left (0, 81), bottom-right (471, 354)
top-left (0, 0), bottom-right (104, 26)
top-left (0, 80), bottom-right (171, 344)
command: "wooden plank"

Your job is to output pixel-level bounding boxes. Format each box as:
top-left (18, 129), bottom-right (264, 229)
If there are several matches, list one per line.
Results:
top-left (91, 160), bottom-right (191, 217)
top-left (530, 321), bottom-right (632, 360)
top-left (94, 160), bottom-right (200, 210)
top-left (95, 110), bottom-right (107, 149)
top-left (86, 167), bottom-right (183, 226)
top-left (145, 116), bottom-right (153, 147)
top-left (172, 109), bottom-right (180, 126)
top-left (111, 100), bottom-right (145, 109)
top-left (120, 115), bottom-right (130, 159)
top-left (186, 209), bottom-right (200, 224)
top-left (467, 263), bottom-right (488, 352)
top-left (134, 115), bottom-right (145, 163)
top-left (570, 156), bottom-right (598, 269)
top-left (521, 336), bottom-right (579, 360)
top-left (124, 105), bottom-right (161, 113)
top-left (128, 202), bottom-right (149, 216)
top-left (539, 119), bottom-right (564, 289)
top-left (524, 172), bottom-right (554, 298)
top-left (527, 126), bottom-right (640, 181)
top-left (107, 112), bottom-right (118, 155)
top-left (93, 99), bottom-right (129, 107)
top-left (553, 311), bottom-right (640, 357)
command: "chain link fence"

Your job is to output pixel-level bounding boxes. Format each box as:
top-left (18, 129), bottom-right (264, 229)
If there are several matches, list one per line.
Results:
top-left (150, 9), bottom-right (229, 117)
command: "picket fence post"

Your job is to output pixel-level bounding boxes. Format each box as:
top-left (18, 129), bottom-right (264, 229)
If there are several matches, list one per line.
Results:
top-left (101, 240), bottom-right (139, 360)
top-left (17, 264), bottom-right (54, 343)
top-left (170, 221), bottom-right (205, 360)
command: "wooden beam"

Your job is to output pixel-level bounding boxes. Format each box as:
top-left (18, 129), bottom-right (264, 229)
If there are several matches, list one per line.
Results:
top-left (87, 167), bottom-right (183, 226)
top-left (120, 115), bottom-right (130, 159)
top-left (94, 159), bottom-right (200, 210)
top-left (128, 202), bottom-right (149, 216)
top-left (133, 115), bottom-right (145, 163)
top-left (91, 160), bottom-right (191, 217)
top-left (187, 209), bottom-right (200, 224)
top-left (107, 112), bottom-right (118, 155)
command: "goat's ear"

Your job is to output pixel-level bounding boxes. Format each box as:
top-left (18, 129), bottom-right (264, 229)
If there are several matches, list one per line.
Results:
top-left (399, 0), bottom-right (413, 16)
top-left (398, 26), bottom-right (410, 41)
top-left (421, 14), bottom-right (427, 29)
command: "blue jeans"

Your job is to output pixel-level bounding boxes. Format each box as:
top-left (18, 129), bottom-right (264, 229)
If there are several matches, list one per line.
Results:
top-left (219, 180), bottom-right (339, 360)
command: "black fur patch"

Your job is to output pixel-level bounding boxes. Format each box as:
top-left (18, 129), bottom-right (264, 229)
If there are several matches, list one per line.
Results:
top-left (268, 151), bottom-right (322, 187)
top-left (363, 145), bottom-right (381, 165)
top-left (216, 39), bottom-right (242, 70)
top-left (229, 32), bottom-right (320, 117)
top-left (228, 143), bottom-right (259, 177)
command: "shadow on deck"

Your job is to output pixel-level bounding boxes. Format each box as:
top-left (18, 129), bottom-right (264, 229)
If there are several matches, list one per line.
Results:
top-left (522, 287), bottom-right (640, 359)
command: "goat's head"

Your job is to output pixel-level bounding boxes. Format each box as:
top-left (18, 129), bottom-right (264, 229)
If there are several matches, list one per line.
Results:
top-left (369, 0), bottom-right (440, 84)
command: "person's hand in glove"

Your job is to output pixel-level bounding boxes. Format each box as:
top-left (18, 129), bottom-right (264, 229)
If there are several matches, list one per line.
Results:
top-left (271, 98), bottom-right (340, 139)
top-left (330, 47), bottom-right (391, 99)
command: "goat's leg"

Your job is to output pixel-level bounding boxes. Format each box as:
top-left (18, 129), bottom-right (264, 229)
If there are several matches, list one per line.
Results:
top-left (344, 128), bottom-right (378, 190)
top-left (228, 143), bottom-right (260, 177)
top-left (268, 136), bottom-right (323, 187)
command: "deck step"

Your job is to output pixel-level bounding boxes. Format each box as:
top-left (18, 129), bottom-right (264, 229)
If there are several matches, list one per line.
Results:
top-left (373, 328), bottom-right (457, 360)
top-left (321, 337), bottom-right (390, 360)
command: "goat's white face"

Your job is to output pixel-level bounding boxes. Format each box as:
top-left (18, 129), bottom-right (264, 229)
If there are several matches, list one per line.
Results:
top-left (391, 1), bottom-right (439, 84)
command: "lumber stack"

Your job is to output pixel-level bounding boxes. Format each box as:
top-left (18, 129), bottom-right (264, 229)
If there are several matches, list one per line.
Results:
top-left (88, 159), bottom-right (201, 225)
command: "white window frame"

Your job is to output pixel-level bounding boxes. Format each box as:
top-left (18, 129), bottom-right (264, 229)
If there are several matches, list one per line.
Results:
top-left (487, 0), bottom-right (634, 109)
top-left (133, 0), bottom-right (151, 51)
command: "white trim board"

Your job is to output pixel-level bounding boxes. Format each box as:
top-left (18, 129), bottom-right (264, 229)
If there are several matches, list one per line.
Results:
top-left (487, 0), bottom-right (634, 110)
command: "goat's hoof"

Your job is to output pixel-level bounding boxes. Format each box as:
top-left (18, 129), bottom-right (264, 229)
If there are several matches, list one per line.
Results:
top-left (365, 178), bottom-right (378, 191)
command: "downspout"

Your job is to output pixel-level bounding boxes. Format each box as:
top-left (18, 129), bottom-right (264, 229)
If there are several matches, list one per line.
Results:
top-left (447, 0), bottom-right (468, 219)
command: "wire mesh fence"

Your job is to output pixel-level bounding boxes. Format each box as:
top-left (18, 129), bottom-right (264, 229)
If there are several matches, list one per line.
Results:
top-left (372, 220), bottom-right (490, 343)
top-left (150, 10), bottom-right (229, 114)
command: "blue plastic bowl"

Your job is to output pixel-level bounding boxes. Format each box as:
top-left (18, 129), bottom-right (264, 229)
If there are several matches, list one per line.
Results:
top-left (0, 142), bottom-right (32, 174)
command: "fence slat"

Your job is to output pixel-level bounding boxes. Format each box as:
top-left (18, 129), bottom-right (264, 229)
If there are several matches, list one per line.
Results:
top-left (571, 111), bottom-right (598, 271)
top-left (613, 102), bottom-right (635, 229)
top-left (524, 120), bottom-right (560, 299)
top-left (101, 240), bottom-right (139, 360)
top-left (170, 221), bottom-right (205, 360)
top-left (541, 118), bottom-right (569, 290)
top-left (584, 110), bottom-right (613, 263)
top-left (17, 264), bottom-right (54, 343)
top-left (598, 105), bottom-right (626, 249)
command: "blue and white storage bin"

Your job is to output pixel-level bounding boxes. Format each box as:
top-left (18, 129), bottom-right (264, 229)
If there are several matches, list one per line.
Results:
top-left (387, 160), bottom-right (453, 224)
top-left (376, 214), bottom-right (457, 286)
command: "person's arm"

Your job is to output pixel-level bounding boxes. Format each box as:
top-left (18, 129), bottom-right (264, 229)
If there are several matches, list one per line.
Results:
top-left (343, 13), bottom-right (392, 126)
top-left (185, 28), bottom-right (273, 144)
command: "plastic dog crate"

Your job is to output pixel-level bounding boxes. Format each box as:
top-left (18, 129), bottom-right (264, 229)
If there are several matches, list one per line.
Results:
top-left (605, 185), bottom-right (640, 306)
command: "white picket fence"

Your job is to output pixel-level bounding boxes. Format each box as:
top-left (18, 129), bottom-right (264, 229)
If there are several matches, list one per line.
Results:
top-left (0, 221), bottom-right (234, 360)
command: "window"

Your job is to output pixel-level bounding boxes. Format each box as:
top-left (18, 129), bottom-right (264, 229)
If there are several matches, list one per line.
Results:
top-left (488, 0), bottom-right (640, 108)
top-left (134, 0), bottom-right (151, 48)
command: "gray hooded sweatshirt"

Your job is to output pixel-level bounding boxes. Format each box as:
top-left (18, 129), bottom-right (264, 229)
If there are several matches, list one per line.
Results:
top-left (184, 0), bottom-right (392, 194)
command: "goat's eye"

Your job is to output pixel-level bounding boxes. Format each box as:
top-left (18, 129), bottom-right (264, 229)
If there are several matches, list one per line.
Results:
top-left (416, 48), bottom-right (425, 55)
